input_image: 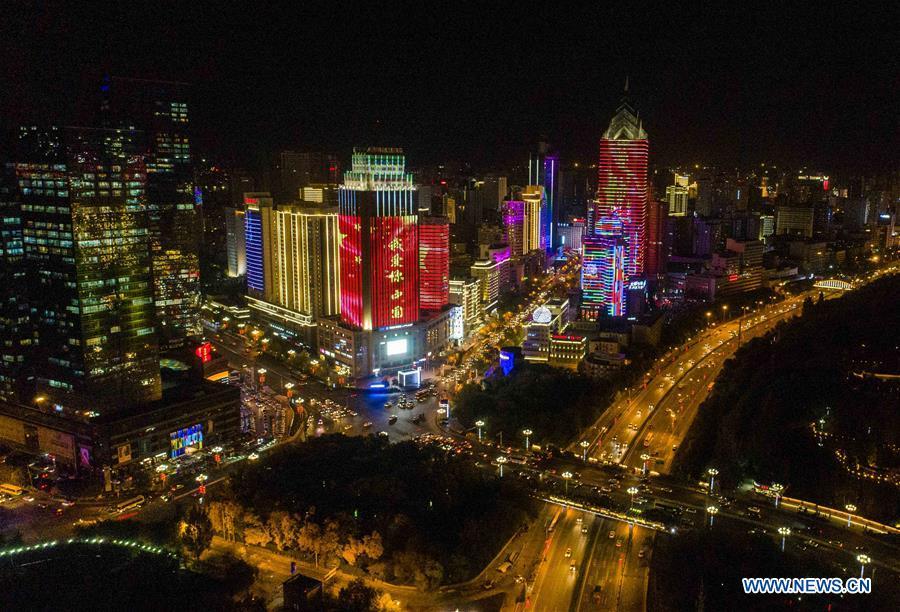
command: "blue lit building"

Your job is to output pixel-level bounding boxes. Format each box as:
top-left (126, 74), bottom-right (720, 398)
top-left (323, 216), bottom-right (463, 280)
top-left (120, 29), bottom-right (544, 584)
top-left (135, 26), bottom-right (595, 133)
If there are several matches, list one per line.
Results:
top-left (243, 193), bottom-right (271, 295)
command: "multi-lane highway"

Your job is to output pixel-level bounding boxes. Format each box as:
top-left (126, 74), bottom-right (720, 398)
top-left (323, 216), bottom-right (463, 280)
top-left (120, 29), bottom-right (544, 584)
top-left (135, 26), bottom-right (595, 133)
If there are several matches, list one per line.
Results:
top-left (528, 289), bottom-right (840, 611)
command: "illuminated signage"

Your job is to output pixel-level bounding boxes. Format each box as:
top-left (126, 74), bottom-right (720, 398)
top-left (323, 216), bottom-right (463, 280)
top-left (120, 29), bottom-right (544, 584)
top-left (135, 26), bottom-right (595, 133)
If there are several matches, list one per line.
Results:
top-left (195, 342), bottom-right (212, 363)
top-left (386, 338), bottom-right (408, 356)
top-left (170, 423), bottom-right (203, 458)
top-left (728, 274), bottom-right (739, 282)
top-left (628, 280), bottom-right (647, 290)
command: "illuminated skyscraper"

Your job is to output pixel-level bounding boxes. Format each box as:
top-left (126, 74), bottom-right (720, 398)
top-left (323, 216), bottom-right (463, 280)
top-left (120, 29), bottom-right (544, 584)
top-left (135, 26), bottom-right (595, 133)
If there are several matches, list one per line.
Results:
top-left (665, 173), bottom-right (689, 217)
top-left (225, 207), bottom-right (246, 277)
top-left (595, 85), bottom-right (649, 281)
top-left (243, 193), bottom-right (274, 296)
top-left (101, 77), bottom-right (201, 346)
top-left (581, 215), bottom-right (625, 318)
top-left (12, 126), bottom-right (161, 407)
top-left (529, 143), bottom-right (558, 249)
top-left (270, 206), bottom-right (341, 320)
top-left (338, 149), bottom-right (418, 330)
top-left (0, 165), bottom-right (29, 402)
top-left (645, 199), bottom-right (668, 277)
top-left (522, 185), bottom-right (547, 253)
top-left (502, 199), bottom-right (525, 258)
top-left (419, 217), bottom-right (450, 311)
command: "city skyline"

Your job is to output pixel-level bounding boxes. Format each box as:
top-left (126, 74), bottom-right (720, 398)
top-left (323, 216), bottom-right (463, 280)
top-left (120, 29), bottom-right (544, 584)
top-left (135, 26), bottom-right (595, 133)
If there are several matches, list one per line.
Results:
top-left (0, 5), bottom-right (897, 611)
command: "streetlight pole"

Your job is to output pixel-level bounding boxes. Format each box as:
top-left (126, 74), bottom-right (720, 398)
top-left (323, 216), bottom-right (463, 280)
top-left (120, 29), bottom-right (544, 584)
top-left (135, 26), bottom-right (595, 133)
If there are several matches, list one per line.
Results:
top-left (496, 455), bottom-right (508, 478)
top-left (562, 471), bottom-right (573, 496)
top-left (640, 453), bottom-right (650, 477)
top-left (580, 440), bottom-right (590, 462)
top-left (522, 429), bottom-right (532, 452)
top-left (845, 504), bottom-right (857, 528)
top-left (771, 483), bottom-right (783, 509)
top-left (707, 468), bottom-right (719, 494)
top-left (857, 554), bottom-right (870, 579)
top-left (706, 505), bottom-right (718, 527)
top-left (778, 527), bottom-right (790, 552)
top-left (627, 486), bottom-right (638, 512)
top-left (475, 420), bottom-right (484, 442)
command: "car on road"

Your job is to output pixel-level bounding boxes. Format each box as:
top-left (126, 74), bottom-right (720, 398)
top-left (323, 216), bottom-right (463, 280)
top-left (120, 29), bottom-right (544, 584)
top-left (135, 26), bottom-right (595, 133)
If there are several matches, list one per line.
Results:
top-left (388, 415), bottom-right (398, 425)
top-left (747, 506), bottom-right (761, 515)
top-left (378, 431), bottom-right (389, 438)
top-left (609, 530), bottom-right (616, 539)
top-left (362, 421), bottom-right (373, 428)
top-left (581, 524), bottom-right (588, 534)
top-left (616, 538), bottom-right (624, 548)
top-left (565, 547), bottom-right (572, 558)
top-left (481, 580), bottom-right (494, 590)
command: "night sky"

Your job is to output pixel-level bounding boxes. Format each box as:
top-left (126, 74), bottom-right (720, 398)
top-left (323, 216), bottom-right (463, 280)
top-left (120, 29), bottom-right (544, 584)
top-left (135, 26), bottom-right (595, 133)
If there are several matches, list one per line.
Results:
top-left (2, 3), bottom-right (897, 171)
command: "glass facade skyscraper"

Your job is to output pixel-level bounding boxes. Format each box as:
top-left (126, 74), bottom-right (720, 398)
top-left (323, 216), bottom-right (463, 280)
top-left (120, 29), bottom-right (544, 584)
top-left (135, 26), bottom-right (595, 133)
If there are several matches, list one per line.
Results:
top-left (13, 126), bottom-right (161, 408)
top-left (101, 77), bottom-right (201, 347)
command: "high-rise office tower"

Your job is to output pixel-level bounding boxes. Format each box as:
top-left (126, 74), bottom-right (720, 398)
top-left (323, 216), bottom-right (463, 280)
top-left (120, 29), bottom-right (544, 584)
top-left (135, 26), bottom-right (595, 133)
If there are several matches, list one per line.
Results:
top-left (338, 149), bottom-right (418, 330)
top-left (0, 164), bottom-right (29, 402)
top-left (13, 126), bottom-right (161, 407)
top-left (225, 207), bottom-right (246, 277)
top-left (522, 185), bottom-right (547, 253)
top-left (101, 77), bottom-right (201, 345)
top-left (243, 193), bottom-right (275, 296)
top-left (529, 142), bottom-right (558, 249)
top-left (665, 173), bottom-right (689, 217)
top-left (503, 199), bottom-right (525, 258)
top-left (270, 206), bottom-right (341, 320)
top-left (470, 175), bottom-right (508, 225)
top-left (581, 216), bottom-right (625, 318)
top-left (595, 85), bottom-right (649, 281)
top-left (645, 199), bottom-right (668, 276)
top-left (419, 217), bottom-right (450, 311)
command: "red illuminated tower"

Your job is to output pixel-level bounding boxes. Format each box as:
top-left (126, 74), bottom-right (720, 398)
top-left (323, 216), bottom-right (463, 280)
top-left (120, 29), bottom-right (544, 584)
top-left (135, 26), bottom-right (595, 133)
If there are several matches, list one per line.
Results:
top-left (594, 83), bottom-right (649, 280)
top-left (338, 148), bottom-right (418, 330)
top-left (419, 217), bottom-right (450, 311)
top-left (645, 198), bottom-right (668, 277)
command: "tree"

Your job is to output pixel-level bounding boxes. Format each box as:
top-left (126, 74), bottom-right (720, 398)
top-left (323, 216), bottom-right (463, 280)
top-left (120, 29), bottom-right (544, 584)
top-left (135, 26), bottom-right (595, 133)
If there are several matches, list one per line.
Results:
top-left (335, 579), bottom-right (377, 611)
top-left (242, 511), bottom-right (272, 547)
top-left (179, 504), bottom-right (213, 559)
top-left (207, 500), bottom-right (243, 542)
top-left (268, 511), bottom-right (300, 551)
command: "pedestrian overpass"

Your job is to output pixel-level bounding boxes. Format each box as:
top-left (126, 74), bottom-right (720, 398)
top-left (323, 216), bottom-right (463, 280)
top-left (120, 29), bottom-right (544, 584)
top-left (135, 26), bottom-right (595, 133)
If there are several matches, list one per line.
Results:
top-left (813, 278), bottom-right (852, 291)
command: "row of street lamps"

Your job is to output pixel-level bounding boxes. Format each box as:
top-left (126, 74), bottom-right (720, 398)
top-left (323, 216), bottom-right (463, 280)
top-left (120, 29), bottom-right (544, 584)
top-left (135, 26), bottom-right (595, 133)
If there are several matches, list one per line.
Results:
top-left (703, 470), bottom-right (875, 578)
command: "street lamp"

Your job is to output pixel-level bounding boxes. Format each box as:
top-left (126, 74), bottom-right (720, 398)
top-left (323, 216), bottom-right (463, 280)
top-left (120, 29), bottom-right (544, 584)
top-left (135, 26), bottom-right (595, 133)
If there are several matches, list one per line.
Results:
top-left (475, 420), bottom-right (485, 442)
top-left (721, 304), bottom-right (728, 322)
top-left (562, 471), bottom-right (573, 496)
top-left (771, 483), bottom-right (784, 508)
top-left (522, 429), bottom-right (533, 451)
top-left (706, 505), bottom-right (719, 527)
top-left (707, 468), bottom-right (719, 494)
top-left (496, 455), bottom-right (508, 478)
top-left (778, 527), bottom-right (791, 551)
top-left (857, 554), bottom-right (871, 579)
top-left (580, 440), bottom-right (590, 462)
top-left (627, 486), bottom-right (639, 511)
top-left (640, 453), bottom-right (651, 476)
top-left (845, 504), bottom-right (857, 528)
